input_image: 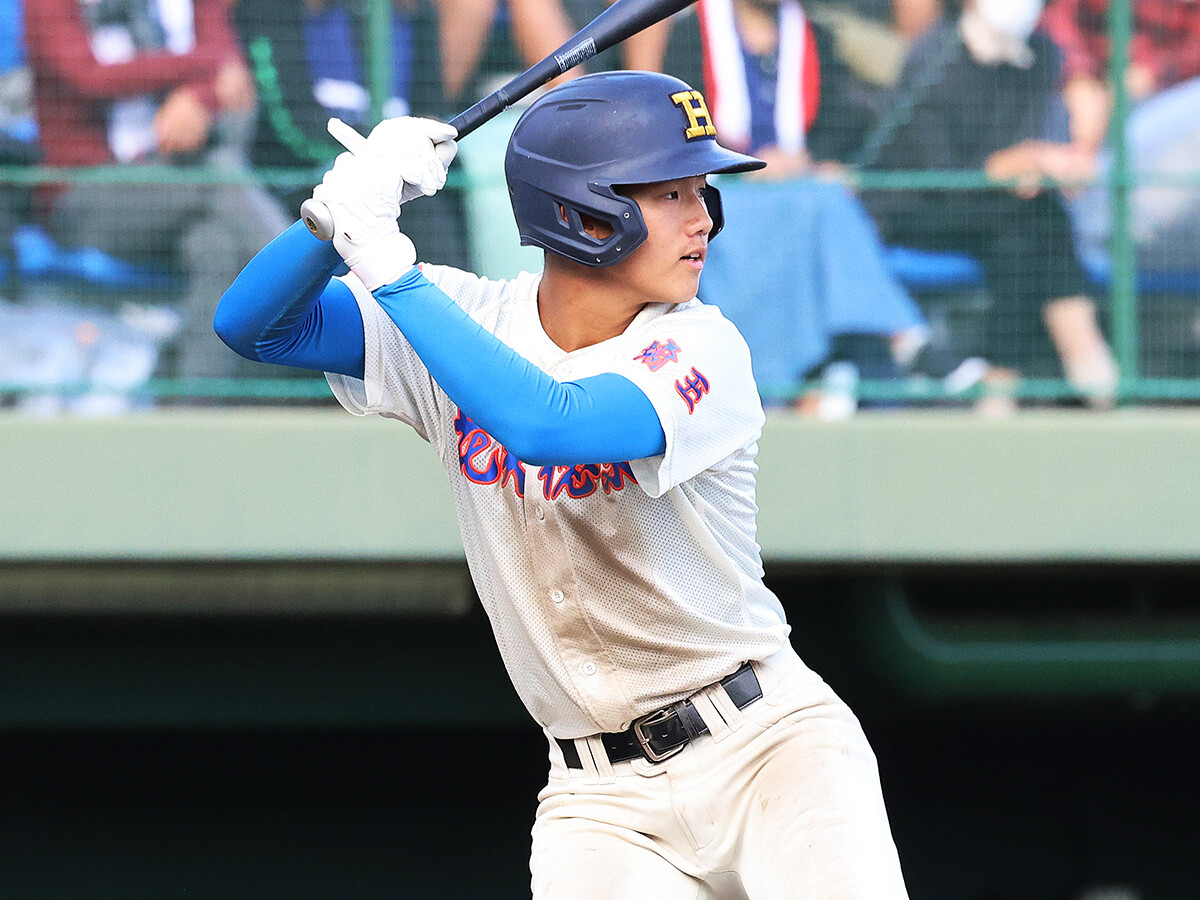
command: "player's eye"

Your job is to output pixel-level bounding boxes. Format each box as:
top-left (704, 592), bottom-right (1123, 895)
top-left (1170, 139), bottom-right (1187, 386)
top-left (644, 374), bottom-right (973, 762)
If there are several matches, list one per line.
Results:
top-left (664, 190), bottom-right (679, 200)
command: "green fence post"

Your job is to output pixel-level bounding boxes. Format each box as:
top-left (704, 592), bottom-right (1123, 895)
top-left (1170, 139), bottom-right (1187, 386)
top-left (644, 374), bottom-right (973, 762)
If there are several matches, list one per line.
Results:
top-left (1108, 0), bottom-right (1138, 392)
top-left (366, 0), bottom-right (394, 125)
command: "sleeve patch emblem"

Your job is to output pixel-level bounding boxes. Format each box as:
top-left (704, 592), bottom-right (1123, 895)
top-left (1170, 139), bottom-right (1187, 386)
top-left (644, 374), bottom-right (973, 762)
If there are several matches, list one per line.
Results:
top-left (635, 338), bottom-right (682, 372)
top-left (675, 367), bottom-right (710, 414)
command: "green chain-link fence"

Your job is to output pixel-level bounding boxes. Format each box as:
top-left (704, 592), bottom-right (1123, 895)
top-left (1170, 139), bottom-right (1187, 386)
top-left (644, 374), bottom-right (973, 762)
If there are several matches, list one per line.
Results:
top-left (1, 0), bottom-right (1195, 407)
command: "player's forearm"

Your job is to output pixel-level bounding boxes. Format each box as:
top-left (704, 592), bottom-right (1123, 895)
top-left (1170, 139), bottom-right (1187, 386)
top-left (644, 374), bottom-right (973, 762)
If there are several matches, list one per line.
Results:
top-left (214, 221), bottom-right (365, 377)
top-left (373, 269), bottom-right (666, 465)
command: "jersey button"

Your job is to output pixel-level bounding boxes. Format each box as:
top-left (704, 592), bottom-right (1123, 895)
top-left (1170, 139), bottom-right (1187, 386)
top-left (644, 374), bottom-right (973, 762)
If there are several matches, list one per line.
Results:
top-left (581, 661), bottom-right (597, 676)
top-left (550, 589), bottom-right (565, 604)
top-left (534, 506), bottom-right (545, 521)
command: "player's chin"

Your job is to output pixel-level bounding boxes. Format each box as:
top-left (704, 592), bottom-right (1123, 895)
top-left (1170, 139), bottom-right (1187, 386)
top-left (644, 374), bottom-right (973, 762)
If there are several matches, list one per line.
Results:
top-left (661, 283), bottom-right (699, 305)
top-left (666, 265), bottom-right (703, 303)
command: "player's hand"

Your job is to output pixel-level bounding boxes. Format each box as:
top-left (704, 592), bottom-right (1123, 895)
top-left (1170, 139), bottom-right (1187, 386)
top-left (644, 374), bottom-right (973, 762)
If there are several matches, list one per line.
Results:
top-left (312, 148), bottom-right (418, 290)
top-left (354, 116), bottom-right (459, 205)
top-left (310, 116), bottom-right (456, 289)
top-left (328, 116), bottom-right (458, 207)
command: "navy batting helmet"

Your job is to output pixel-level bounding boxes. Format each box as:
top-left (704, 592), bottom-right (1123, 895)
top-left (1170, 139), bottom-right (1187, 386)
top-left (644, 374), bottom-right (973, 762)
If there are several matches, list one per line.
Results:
top-left (504, 71), bottom-right (765, 267)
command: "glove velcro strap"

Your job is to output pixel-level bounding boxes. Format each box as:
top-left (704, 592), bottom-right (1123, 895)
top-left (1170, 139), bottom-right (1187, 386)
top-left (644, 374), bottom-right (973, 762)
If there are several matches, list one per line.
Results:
top-left (343, 231), bottom-right (418, 292)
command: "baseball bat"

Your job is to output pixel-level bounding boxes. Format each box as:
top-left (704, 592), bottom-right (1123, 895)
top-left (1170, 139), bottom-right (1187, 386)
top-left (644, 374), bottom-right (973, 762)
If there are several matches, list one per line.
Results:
top-left (300, 0), bottom-right (699, 241)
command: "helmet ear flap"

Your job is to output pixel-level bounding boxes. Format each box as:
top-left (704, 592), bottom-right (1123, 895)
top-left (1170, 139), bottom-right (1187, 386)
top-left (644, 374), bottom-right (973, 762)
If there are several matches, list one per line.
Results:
top-left (705, 183), bottom-right (725, 241)
top-left (556, 201), bottom-right (614, 243)
top-left (555, 201), bottom-right (591, 238)
top-left (530, 189), bottom-right (648, 266)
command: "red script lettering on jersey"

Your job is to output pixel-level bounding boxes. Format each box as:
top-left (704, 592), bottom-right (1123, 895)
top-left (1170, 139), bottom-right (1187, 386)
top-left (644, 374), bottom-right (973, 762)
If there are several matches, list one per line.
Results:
top-left (456, 410), bottom-right (527, 496)
top-left (454, 411), bottom-right (637, 501)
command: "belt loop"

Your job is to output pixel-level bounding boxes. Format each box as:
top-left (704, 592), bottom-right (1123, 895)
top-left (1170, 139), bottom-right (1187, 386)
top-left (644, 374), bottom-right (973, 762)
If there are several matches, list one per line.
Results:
top-left (709, 679), bottom-right (745, 731)
top-left (675, 699), bottom-right (705, 740)
top-left (582, 735), bottom-right (617, 783)
top-left (690, 690), bottom-right (734, 742)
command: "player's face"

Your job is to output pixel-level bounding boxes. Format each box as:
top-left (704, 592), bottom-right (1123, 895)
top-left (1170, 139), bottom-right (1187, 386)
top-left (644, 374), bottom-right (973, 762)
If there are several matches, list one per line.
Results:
top-left (609, 176), bottom-right (714, 306)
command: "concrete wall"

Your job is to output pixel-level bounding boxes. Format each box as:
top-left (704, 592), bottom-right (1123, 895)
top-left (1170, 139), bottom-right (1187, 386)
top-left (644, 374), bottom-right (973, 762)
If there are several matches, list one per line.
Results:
top-left (5, 408), bottom-right (1200, 567)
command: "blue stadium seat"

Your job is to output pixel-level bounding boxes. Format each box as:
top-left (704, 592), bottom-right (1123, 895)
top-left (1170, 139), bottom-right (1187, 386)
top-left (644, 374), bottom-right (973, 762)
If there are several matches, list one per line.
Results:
top-left (884, 243), bottom-right (1200, 295)
top-left (12, 224), bottom-right (175, 290)
top-left (1080, 254), bottom-right (1200, 295)
top-left (882, 246), bottom-right (985, 292)
top-left (3, 226), bottom-right (182, 412)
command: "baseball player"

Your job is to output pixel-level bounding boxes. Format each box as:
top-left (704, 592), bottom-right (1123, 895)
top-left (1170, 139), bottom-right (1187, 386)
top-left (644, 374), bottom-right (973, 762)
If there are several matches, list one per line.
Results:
top-left (214, 71), bottom-right (908, 899)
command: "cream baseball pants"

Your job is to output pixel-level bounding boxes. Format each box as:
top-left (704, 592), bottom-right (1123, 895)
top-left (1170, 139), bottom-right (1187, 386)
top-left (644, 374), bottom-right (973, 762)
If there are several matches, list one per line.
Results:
top-left (531, 648), bottom-right (909, 899)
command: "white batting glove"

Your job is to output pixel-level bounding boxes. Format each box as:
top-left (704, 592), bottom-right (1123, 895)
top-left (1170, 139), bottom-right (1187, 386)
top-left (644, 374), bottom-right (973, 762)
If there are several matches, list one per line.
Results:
top-left (310, 116), bottom-right (457, 290)
top-left (354, 116), bottom-right (459, 204)
top-left (311, 151), bottom-right (414, 290)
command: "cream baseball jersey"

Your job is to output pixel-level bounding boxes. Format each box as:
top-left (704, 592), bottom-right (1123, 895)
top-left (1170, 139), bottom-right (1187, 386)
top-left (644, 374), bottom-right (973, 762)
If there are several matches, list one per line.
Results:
top-left (326, 265), bottom-right (791, 739)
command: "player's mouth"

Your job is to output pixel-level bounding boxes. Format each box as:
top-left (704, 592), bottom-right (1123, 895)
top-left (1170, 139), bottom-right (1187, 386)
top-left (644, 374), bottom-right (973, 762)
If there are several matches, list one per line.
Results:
top-left (681, 247), bottom-right (706, 270)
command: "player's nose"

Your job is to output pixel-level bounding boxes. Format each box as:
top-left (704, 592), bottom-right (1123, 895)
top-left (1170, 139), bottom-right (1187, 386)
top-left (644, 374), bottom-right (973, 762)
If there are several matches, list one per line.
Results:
top-left (687, 192), bottom-right (713, 235)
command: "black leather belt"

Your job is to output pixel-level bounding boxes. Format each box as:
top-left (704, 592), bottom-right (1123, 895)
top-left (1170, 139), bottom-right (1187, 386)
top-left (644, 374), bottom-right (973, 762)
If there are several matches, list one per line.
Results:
top-left (556, 662), bottom-right (762, 768)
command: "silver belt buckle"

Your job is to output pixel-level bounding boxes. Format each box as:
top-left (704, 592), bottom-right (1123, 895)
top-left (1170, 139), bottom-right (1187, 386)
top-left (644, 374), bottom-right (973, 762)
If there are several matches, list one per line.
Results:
top-left (632, 705), bottom-right (687, 763)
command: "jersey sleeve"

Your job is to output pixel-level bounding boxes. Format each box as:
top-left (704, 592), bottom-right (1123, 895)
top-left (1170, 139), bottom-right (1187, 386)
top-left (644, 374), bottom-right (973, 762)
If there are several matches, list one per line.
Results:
top-left (614, 304), bottom-right (766, 498)
top-left (324, 264), bottom-right (508, 446)
top-left (325, 270), bottom-right (441, 442)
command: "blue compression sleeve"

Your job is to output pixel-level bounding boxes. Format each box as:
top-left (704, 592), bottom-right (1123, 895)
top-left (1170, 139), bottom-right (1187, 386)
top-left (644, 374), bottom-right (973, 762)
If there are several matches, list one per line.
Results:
top-left (213, 221), bottom-right (366, 378)
top-left (374, 269), bottom-right (667, 466)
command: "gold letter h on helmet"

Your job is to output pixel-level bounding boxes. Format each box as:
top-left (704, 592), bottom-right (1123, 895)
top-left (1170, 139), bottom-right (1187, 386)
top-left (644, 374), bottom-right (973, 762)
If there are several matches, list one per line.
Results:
top-left (670, 90), bottom-right (717, 140)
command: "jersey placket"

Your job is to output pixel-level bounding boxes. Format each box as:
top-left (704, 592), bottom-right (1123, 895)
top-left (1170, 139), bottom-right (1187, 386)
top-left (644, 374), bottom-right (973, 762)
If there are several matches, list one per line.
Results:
top-left (521, 486), bottom-right (623, 729)
top-left (524, 353), bottom-right (630, 730)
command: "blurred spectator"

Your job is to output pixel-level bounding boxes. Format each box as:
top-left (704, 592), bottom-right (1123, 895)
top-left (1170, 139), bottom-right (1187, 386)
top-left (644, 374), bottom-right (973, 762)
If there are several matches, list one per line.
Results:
top-left (441, 0), bottom-right (679, 104)
top-left (635, 0), bottom-right (944, 88)
top-left (888, 0), bottom-right (942, 37)
top-left (302, 0), bottom-right (414, 123)
top-left (230, 0), bottom-right (332, 174)
top-left (0, 0), bottom-right (35, 151)
top-left (24, 0), bottom-right (291, 384)
top-left (0, 0), bottom-right (37, 267)
top-left (805, 0), bottom-right (943, 90)
top-left (856, 0), bottom-right (1119, 405)
top-left (695, 0), bottom-right (987, 412)
top-left (434, 0), bottom-right (590, 108)
top-left (1043, 0), bottom-right (1200, 274)
top-left (233, 0), bottom-right (471, 269)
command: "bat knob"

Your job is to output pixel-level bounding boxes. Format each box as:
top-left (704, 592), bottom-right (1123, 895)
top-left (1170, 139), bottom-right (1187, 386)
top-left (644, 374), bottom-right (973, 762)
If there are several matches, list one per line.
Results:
top-left (300, 198), bottom-right (335, 242)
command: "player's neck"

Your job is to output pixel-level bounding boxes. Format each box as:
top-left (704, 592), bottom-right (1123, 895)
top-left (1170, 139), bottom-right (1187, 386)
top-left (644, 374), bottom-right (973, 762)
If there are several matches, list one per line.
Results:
top-left (537, 265), bottom-right (646, 353)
